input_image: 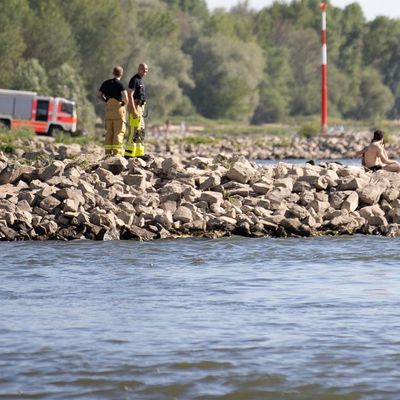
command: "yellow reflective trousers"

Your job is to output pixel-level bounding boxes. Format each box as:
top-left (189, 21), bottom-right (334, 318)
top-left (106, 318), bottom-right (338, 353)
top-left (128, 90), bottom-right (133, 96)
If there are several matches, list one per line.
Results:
top-left (124, 104), bottom-right (145, 158)
top-left (104, 99), bottom-right (126, 156)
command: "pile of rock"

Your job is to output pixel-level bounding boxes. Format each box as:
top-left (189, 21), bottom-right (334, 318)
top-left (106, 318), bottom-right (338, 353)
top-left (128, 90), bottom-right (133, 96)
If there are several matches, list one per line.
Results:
top-left (1, 151), bottom-right (400, 241)
top-left (150, 131), bottom-right (400, 160)
top-left (4, 130), bottom-right (400, 162)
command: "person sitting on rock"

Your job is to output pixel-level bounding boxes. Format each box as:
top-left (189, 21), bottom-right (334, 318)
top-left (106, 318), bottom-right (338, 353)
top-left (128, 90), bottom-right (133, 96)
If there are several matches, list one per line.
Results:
top-left (356, 130), bottom-right (400, 172)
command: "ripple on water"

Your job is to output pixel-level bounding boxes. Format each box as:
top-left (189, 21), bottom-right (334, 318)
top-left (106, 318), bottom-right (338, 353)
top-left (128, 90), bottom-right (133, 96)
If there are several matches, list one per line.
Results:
top-left (1, 236), bottom-right (400, 399)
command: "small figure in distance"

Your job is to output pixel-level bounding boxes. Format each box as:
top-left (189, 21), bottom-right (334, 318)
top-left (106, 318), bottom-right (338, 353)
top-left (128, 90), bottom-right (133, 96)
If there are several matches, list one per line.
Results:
top-left (98, 66), bottom-right (129, 156)
top-left (356, 130), bottom-right (400, 172)
top-left (165, 119), bottom-right (171, 137)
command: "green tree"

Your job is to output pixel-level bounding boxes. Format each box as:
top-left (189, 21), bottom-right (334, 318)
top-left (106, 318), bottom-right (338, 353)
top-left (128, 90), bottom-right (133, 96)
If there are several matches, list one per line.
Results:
top-left (60, 0), bottom-right (129, 100)
top-left (162, 0), bottom-right (208, 19)
top-left (285, 27), bottom-right (320, 116)
top-left (137, 43), bottom-right (195, 118)
top-left (190, 35), bottom-right (264, 121)
top-left (24, 0), bottom-right (78, 70)
top-left (205, 4), bottom-right (255, 42)
top-left (252, 47), bottom-right (293, 123)
top-left (337, 3), bottom-right (366, 75)
top-left (48, 63), bottom-right (96, 131)
top-left (122, 0), bottom-right (194, 118)
top-left (13, 58), bottom-right (50, 95)
top-left (355, 68), bottom-right (394, 120)
top-left (0, 0), bottom-right (30, 87)
top-left (364, 17), bottom-right (400, 117)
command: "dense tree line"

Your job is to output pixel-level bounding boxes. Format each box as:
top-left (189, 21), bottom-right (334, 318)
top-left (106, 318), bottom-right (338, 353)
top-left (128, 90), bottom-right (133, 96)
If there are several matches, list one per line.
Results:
top-left (1, 0), bottom-right (399, 131)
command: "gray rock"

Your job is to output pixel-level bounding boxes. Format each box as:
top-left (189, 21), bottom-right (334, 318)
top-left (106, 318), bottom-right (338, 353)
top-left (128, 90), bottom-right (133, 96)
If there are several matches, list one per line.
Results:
top-left (39, 161), bottom-right (65, 181)
top-left (124, 225), bottom-right (155, 241)
top-left (101, 156), bottom-right (128, 175)
top-left (293, 180), bottom-right (312, 193)
top-left (39, 196), bottom-right (61, 212)
top-left (36, 185), bottom-right (57, 199)
top-left (0, 164), bottom-right (23, 185)
top-left (308, 199), bottom-right (330, 214)
top-left (287, 204), bottom-right (309, 220)
top-left (15, 210), bottom-right (33, 226)
top-left (17, 200), bottom-right (32, 212)
top-left (297, 175), bottom-right (328, 190)
top-left (359, 205), bottom-right (385, 219)
top-left (199, 173), bottom-right (221, 191)
top-left (159, 181), bottom-right (186, 202)
top-left (275, 177), bottom-right (294, 191)
top-left (117, 210), bottom-right (134, 226)
top-left (366, 215), bottom-right (388, 228)
top-left (173, 206), bottom-right (193, 223)
top-left (281, 217), bottom-right (302, 233)
top-left (94, 167), bottom-right (122, 187)
top-left (382, 188), bottom-right (400, 202)
top-left (337, 177), bottom-right (368, 191)
top-left (124, 173), bottom-right (146, 189)
top-left (226, 160), bottom-right (257, 184)
top-left (342, 192), bottom-right (359, 212)
top-left (0, 226), bottom-right (17, 240)
top-left (388, 208), bottom-right (400, 223)
top-left (78, 180), bottom-right (95, 195)
top-left (252, 182), bottom-right (271, 195)
top-left (183, 186), bottom-right (201, 202)
top-left (358, 184), bottom-right (385, 205)
top-left (56, 188), bottom-right (85, 204)
top-left (200, 191), bottom-right (223, 206)
top-left (63, 198), bottom-right (81, 213)
top-left (162, 157), bottom-right (180, 174)
top-left (226, 186), bottom-right (251, 197)
top-left (0, 183), bottom-right (20, 199)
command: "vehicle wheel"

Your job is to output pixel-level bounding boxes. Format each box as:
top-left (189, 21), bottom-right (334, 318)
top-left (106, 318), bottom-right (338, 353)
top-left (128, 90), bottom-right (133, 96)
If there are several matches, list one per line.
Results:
top-left (48, 126), bottom-right (64, 136)
top-left (0, 119), bottom-right (11, 130)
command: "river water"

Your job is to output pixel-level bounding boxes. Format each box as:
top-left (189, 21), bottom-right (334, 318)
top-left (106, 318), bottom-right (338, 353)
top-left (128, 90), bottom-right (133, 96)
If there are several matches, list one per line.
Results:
top-left (1, 236), bottom-right (400, 400)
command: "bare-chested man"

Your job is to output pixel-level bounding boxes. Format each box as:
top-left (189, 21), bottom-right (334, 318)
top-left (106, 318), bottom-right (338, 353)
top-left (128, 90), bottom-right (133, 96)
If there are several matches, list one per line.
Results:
top-left (356, 130), bottom-right (400, 172)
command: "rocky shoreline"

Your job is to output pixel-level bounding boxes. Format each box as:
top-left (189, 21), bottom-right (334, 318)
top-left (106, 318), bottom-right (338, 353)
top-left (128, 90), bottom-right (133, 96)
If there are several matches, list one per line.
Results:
top-left (1, 131), bottom-right (400, 241)
top-left (6, 130), bottom-right (400, 162)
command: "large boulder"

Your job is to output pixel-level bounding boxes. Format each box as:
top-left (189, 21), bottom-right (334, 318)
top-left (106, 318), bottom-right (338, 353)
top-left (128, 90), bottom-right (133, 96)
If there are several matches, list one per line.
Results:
top-left (358, 184), bottom-right (386, 205)
top-left (39, 161), bottom-right (65, 181)
top-left (226, 159), bottom-right (257, 184)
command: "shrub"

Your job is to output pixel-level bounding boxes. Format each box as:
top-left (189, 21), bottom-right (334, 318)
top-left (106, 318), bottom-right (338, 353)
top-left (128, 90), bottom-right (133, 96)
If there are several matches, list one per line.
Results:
top-left (297, 121), bottom-right (320, 139)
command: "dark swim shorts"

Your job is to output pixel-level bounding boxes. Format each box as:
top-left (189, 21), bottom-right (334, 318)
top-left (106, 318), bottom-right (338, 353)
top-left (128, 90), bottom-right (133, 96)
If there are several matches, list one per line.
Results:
top-left (369, 165), bottom-right (383, 172)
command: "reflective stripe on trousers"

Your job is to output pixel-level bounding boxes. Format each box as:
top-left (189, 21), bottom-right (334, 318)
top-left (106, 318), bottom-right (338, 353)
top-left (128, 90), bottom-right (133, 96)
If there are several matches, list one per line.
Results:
top-left (104, 143), bottom-right (124, 155)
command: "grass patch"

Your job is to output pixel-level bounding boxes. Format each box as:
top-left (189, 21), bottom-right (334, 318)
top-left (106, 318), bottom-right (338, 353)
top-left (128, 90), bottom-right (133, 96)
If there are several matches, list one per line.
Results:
top-left (211, 124), bottom-right (294, 137)
top-left (0, 126), bottom-right (35, 141)
top-left (275, 137), bottom-right (293, 148)
top-left (0, 144), bottom-right (15, 153)
top-left (53, 132), bottom-right (101, 145)
top-left (0, 127), bottom-right (35, 153)
top-left (173, 135), bottom-right (221, 145)
top-left (297, 121), bottom-right (321, 138)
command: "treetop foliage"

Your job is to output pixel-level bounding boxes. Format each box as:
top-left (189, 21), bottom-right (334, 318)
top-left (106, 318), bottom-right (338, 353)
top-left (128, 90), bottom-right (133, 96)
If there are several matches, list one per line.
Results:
top-left (0, 0), bottom-right (399, 130)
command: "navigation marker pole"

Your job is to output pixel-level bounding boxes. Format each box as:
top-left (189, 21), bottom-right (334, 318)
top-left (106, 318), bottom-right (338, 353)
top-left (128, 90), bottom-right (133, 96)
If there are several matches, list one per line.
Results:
top-left (320, 2), bottom-right (328, 134)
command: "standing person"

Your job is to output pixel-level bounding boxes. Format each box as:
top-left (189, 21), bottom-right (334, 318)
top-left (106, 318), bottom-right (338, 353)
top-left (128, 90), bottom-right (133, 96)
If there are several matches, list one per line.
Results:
top-left (124, 63), bottom-right (148, 158)
top-left (98, 66), bottom-right (129, 156)
top-left (356, 130), bottom-right (400, 172)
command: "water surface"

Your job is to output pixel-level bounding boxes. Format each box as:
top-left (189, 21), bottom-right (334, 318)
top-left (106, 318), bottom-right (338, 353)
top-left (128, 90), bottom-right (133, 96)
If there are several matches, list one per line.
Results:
top-left (1, 236), bottom-right (400, 399)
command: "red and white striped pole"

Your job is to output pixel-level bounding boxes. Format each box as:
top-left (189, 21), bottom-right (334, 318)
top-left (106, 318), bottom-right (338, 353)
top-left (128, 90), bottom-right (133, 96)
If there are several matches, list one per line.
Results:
top-left (320, 2), bottom-right (328, 134)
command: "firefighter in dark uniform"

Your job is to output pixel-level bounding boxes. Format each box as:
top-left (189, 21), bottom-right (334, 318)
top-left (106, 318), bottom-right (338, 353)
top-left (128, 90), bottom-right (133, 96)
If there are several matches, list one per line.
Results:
top-left (98, 66), bottom-right (129, 156)
top-left (124, 63), bottom-right (148, 158)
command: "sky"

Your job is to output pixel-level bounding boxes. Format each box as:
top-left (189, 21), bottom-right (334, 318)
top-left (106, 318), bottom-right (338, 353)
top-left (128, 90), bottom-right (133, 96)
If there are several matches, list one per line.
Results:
top-left (205, 0), bottom-right (400, 21)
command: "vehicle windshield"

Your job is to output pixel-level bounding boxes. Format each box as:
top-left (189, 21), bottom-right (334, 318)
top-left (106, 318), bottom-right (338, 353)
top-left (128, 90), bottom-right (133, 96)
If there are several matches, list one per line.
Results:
top-left (60, 101), bottom-right (74, 115)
